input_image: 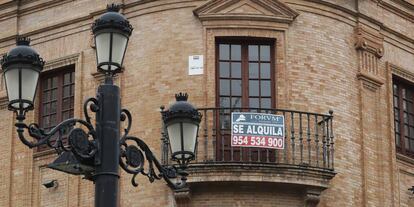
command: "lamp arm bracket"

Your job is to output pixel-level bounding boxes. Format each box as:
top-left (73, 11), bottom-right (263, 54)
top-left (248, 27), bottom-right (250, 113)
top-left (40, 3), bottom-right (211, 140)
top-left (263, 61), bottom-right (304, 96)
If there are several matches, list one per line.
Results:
top-left (14, 97), bottom-right (99, 160)
top-left (119, 108), bottom-right (189, 189)
top-left (119, 134), bottom-right (188, 190)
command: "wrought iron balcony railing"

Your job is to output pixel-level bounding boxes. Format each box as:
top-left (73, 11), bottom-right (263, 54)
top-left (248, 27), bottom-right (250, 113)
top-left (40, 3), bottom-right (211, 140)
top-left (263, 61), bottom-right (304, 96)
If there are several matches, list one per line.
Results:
top-left (161, 107), bottom-right (334, 171)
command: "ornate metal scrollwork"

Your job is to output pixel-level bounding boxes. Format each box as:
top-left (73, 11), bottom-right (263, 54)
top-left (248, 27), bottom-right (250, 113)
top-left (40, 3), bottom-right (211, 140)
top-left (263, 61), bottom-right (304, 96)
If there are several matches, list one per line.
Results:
top-left (13, 98), bottom-right (187, 189)
top-left (119, 109), bottom-right (188, 189)
top-left (14, 98), bottom-right (98, 161)
top-left (84, 97), bottom-right (99, 125)
top-left (69, 128), bottom-right (97, 160)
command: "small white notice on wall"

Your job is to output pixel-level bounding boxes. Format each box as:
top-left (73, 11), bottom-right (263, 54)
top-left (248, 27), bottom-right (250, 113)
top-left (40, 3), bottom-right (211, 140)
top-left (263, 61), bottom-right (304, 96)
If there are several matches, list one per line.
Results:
top-left (188, 55), bottom-right (203, 75)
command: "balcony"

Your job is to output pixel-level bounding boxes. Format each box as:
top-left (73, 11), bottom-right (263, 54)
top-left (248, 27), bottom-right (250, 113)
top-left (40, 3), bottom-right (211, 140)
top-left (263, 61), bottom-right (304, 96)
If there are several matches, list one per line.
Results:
top-left (160, 107), bottom-right (336, 197)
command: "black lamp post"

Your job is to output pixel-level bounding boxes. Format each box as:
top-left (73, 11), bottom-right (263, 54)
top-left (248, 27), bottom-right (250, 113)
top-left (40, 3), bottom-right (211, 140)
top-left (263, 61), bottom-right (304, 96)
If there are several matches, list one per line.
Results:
top-left (1, 4), bottom-right (201, 207)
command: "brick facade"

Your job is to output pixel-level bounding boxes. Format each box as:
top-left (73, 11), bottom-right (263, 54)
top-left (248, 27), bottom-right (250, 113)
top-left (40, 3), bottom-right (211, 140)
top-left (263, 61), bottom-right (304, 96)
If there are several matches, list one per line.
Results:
top-left (0, 0), bottom-right (413, 206)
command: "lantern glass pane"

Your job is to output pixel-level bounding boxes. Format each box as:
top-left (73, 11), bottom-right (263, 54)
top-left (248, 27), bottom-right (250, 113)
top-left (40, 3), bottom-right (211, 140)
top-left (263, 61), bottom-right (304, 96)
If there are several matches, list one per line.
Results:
top-left (167, 122), bottom-right (182, 155)
top-left (4, 68), bottom-right (19, 104)
top-left (95, 33), bottom-right (111, 70)
top-left (21, 69), bottom-right (39, 103)
top-left (183, 122), bottom-right (197, 154)
top-left (111, 33), bottom-right (128, 70)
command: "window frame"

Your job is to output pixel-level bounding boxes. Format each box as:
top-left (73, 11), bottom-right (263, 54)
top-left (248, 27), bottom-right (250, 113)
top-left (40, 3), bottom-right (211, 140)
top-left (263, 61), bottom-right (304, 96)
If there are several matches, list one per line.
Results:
top-left (214, 37), bottom-right (277, 162)
top-left (393, 76), bottom-right (414, 158)
top-left (215, 37), bottom-right (276, 110)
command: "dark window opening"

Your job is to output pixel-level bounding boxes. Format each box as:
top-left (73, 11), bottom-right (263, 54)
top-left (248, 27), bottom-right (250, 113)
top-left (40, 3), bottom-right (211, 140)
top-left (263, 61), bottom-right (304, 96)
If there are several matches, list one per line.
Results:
top-left (37, 65), bottom-right (75, 151)
top-left (393, 77), bottom-right (414, 158)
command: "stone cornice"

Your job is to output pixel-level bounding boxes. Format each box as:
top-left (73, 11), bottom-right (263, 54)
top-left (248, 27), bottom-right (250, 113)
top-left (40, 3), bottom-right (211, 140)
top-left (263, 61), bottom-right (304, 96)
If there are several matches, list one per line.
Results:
top-left (0, 0), bottom-right (73, 21)
top-left (390, 0), bottom-right (414, 11)
top-left (0, 0), bottom-right (16, 9)
top-left (0, 15), bottom-right (92, 45)
top-left (0, 1), bottom-right (17, 20)
top-left (43, 53), bottom-right (80, 72)
top-left (389, 62), bottom-right (414, 83)
top-left (382, 23), bottom-right (414, 46)
top-left (194, 0), bottom-right (299, 24)
top-left (288, 0), bottom-right (414, 52)
top-left (380, 0), bottom-right (414, 23)
top-left (301, 0), bottom-right (414, 23)
top-left (0, 0), bottom-right (413, 52)
top-left (19, 0), bottom-right (73, 17)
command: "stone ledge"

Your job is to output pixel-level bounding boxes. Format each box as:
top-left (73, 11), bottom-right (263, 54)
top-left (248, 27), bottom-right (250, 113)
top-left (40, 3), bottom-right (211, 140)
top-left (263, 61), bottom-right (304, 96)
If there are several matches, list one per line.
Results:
top-left (357, 72), bottom-right (384, 92)
top-left (186, 163), bottom-right (336, 189)
top-left (397, 153), bottom-right (414, 166)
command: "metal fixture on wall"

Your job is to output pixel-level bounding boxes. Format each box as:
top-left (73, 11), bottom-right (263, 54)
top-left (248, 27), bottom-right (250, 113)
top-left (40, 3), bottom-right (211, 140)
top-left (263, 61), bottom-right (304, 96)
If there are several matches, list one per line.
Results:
top-left (42, 180), bottom-right (58, 189)
top-left (0, 4), bottom-right (201, 207)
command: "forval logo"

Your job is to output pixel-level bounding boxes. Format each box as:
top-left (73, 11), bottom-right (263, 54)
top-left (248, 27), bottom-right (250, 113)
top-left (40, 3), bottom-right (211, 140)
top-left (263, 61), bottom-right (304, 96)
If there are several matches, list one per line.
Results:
top-left (235, 114), bottom-right (246, 122)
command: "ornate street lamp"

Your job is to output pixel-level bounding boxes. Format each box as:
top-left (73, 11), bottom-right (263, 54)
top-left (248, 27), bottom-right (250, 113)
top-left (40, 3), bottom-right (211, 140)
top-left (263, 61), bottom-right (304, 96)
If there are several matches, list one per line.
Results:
top-left (1, 4), bottom-right (201, 207)
top-left (163, 93), bottom-right (201, 167)
top-left (1, 37), bottom-right (44, 120)
top-left (92, 4), bottom-right (132, 75)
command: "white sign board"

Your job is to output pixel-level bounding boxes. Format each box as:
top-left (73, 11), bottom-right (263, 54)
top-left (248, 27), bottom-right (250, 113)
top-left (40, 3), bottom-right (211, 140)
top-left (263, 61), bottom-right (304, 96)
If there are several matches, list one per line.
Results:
top-left (231, 112), bottom-right (285, 149)
top-left (188, 55), bottom-right (203, 75)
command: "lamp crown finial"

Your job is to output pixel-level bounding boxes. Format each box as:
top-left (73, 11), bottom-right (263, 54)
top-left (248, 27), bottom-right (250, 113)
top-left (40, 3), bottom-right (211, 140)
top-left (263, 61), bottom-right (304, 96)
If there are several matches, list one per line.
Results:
top-left (175, 93), bottom-right (188, 101)
top-left (16, 36), bottom-right (30, 46)
top-left (107, 3), bottom-right (121, 12)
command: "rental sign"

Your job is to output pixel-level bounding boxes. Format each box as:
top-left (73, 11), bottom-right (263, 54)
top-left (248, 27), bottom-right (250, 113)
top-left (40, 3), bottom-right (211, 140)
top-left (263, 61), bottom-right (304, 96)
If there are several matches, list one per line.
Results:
top-left (231, 112), bottom-right (285, 149)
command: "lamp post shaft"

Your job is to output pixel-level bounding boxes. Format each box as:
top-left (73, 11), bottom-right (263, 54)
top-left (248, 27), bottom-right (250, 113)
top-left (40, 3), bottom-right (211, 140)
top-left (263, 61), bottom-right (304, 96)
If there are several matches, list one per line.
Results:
top-left (94, 80), bottom-right (121, 207)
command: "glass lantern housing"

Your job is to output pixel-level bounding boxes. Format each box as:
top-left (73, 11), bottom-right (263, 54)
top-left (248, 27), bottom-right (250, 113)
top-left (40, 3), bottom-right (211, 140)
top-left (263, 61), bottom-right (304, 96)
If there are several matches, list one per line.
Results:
top-left (91, 4), bottom-right (133, 75)
top-left (163, 93), bottom-right (202, 166)
top-left (1, 37), bottom-right (44, 113)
